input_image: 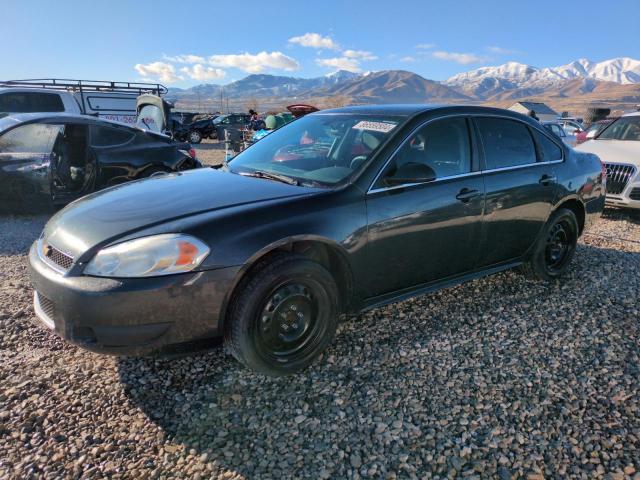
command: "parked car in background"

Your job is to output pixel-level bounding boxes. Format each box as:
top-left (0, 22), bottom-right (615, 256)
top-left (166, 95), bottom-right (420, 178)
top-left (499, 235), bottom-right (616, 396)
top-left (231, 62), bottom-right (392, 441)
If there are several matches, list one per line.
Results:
top-left (29, 105), bottom-right (605, 375)
top-left (543, 121), bottom-right (577, 147)
top-left (170, 113), bottom-right (218, 144)
top-left (558, 119), bottom-right (584, 136)
top-left (0, 79), bottom-right (166, 124)
top-left (212, 113), bottom-right (252, 139)
top-left (576, 112), bottom-right (640, 209)
top-left (0, 112), bottom-right (200, 211)
top-left (575, 118), bottom-right (615, 145)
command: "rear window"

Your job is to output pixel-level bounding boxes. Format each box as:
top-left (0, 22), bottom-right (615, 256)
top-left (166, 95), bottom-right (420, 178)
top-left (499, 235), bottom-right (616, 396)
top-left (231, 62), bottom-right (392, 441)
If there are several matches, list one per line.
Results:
top-left (476, 117), bottom-right (537, 169)
top-left (531, 129), bottom-right (563, 162)
top-left (0, 92), bottom-right (65, 113)
top-left (91, 125), bottom-right (135, 147)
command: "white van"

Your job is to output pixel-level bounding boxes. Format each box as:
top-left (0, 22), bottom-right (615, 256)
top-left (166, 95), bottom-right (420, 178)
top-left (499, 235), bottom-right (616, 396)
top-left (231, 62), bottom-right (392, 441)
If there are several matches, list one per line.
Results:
top-left (0, 79), bottom-right (167, 124)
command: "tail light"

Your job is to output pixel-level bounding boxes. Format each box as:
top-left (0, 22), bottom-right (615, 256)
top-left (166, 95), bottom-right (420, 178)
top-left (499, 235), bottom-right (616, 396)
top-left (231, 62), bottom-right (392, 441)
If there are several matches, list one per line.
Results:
top-left (188, 148), bottom-right (197, 159)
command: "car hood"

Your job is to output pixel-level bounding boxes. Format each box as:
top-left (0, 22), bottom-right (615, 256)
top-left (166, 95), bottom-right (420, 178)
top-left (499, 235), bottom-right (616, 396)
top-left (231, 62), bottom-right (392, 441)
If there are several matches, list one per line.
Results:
top-left (43, 168), bottom-right (323, 258)
top-left (575, 139), bottom-right (640, 166)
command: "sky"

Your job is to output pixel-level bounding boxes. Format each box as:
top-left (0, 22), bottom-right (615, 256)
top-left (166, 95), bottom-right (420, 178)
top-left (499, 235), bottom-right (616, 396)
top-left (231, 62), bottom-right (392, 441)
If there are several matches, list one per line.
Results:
top-left (3, 0), bottom-right (640, 88)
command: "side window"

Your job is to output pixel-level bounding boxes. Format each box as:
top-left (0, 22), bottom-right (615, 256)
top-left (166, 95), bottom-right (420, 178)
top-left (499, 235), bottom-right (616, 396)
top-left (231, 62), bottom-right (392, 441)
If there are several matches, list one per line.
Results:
top-left (476, 117), bottom-right (537, 169)
top-left (0, 123), bottom-right (63, 154)
top-left (91, 125), bottom-right (135, 147)
top-left (531, 129), bottom-right (563, 162)
top-left (379, 117), bottom-right (471, 186)
top-left (221, 116), bottom-right (232, 125)
top-left (0, 92), bottom-right (64, 113)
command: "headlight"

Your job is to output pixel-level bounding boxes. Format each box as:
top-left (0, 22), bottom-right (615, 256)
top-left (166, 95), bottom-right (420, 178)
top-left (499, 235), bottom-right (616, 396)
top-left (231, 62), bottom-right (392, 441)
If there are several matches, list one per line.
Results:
top-left (84, 234), bottom-right (210, 278)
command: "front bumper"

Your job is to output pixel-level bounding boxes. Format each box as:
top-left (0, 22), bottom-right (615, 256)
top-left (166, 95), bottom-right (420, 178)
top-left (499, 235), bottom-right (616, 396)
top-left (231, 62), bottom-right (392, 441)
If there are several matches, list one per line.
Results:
top-left (28, 241), bottom-right (240, 355)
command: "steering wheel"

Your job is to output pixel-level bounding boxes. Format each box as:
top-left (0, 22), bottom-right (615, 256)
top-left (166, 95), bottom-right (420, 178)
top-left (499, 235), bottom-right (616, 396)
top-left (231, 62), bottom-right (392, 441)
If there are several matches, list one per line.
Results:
top-left (349, 155), bottom-right (367, 170)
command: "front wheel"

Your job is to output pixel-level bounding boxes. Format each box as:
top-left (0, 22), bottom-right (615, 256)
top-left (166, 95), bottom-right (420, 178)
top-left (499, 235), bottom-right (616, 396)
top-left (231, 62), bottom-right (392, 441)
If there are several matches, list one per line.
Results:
top-left (225, 254), bottom-right (340, 376)
top-left (520, 208), bottom-right (579, 281)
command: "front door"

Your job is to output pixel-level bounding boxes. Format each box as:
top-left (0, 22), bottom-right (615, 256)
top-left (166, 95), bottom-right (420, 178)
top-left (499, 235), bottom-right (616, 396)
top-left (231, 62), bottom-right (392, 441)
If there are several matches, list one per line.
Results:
top-left (365, 116), bottom-right (485, 297)
top-left (0, 122), bottom-right (61, 211)
top-left (473, 116), bottom-right (561, 266)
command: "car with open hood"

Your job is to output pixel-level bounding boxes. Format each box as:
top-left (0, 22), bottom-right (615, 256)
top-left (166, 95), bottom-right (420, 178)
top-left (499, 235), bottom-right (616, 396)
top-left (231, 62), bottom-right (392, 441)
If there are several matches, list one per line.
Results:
top-left (576, 112), bottom-right (640, 209)
top-left (29, 105), bottom-right (605, 375)
top-left (0, 95), bottom-right (200, 211)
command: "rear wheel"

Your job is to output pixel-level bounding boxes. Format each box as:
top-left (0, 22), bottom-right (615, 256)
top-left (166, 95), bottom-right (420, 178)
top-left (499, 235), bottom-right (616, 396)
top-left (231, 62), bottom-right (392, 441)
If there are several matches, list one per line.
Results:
top-left (225, 254), bottom-right (340, 376)
top-left (188, 130), bottom-right (202, 144)
top-left (520, 208), bottom-right (578, 281)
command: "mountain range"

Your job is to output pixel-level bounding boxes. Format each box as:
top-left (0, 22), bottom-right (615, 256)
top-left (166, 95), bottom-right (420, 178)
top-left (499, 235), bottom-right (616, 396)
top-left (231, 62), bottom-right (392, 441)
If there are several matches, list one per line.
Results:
top-left (167, 57), bottom-right (640, 114)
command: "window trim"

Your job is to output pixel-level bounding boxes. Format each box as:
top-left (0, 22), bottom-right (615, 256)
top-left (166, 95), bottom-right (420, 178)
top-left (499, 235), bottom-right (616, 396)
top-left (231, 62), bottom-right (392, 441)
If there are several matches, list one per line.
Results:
top-left (367, 113), bottom-right (565, 194)
top-left (367, 114), bottom-right (476, 194)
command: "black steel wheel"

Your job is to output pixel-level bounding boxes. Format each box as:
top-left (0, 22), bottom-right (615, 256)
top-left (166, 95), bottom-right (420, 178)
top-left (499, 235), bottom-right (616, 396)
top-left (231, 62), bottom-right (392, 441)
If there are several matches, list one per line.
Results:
top-left (521, 208), bottom-right (579, 281)
top-left (225, 254), bottom-right (340, 376)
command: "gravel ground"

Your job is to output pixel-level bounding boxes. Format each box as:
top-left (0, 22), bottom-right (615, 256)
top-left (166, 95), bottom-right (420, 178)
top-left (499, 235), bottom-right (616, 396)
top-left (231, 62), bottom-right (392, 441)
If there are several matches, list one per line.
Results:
top-left (0, 209), bottom-right (639, 479)
top-left (194, 140), bottom-right (226, 167)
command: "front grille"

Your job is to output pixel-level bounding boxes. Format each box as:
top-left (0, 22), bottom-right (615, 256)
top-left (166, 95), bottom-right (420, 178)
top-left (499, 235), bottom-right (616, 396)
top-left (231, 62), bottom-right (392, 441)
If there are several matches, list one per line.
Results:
top-left (38, 293), bottom-right (57, 320)
top-left (605, 163), bottom-right (636, 195)
top-left (44, 244), bottom-right (74, 271)
top-left (630, 187), bottom-right (640, 201)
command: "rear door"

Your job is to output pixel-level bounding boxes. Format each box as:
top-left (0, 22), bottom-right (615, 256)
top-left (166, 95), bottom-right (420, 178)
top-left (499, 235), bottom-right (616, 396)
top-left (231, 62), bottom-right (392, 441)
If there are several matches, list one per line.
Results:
top-left (365, 116), bottom-right (485, 296)
top-left (473, 116), bottom-right (561, 266)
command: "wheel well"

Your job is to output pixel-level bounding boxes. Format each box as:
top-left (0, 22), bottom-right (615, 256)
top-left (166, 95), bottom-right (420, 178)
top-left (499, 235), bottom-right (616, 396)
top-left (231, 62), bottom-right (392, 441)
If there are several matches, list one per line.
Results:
top-left (556, 199), bottom-right (585, 234)
top-left (222, 241), bottom-right (353, 332)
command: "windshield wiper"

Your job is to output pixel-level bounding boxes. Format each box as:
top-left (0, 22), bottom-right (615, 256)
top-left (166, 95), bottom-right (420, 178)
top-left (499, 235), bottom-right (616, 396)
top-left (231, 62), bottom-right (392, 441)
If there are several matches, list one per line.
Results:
top-left (238, 170), bottom-right (299, 186)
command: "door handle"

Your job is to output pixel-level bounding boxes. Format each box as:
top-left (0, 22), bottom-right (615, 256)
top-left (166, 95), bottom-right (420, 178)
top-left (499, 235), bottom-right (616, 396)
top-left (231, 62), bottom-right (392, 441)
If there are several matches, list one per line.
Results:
top-left (455, 188), bottom-right (482, 203)
top-left (539, 174), bottom-right (557, 186)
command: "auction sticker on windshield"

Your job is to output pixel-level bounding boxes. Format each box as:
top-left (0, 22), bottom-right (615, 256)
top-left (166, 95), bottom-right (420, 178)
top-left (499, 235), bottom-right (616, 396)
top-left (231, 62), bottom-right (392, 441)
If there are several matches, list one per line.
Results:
top-left (352, 121), bottom-right (397, 133)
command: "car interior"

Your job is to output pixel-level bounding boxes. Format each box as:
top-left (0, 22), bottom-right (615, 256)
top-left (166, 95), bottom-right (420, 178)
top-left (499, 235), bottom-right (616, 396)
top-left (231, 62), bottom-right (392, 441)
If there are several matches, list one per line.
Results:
top-left (51, 124), bottom-right (94, 194)
top-left (383, 118), bottom-right (470, 184)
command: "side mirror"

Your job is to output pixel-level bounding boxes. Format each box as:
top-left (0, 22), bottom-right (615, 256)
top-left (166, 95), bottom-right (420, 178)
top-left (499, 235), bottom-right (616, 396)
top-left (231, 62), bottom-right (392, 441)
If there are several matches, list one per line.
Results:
top-left (383, 162), bottom-right (436, 186)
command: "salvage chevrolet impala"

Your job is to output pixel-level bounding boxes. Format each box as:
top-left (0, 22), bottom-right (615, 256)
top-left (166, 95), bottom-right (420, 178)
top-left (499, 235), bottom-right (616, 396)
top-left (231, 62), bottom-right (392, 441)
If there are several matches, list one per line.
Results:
top-left (29, 105), bottom-right (606, 375)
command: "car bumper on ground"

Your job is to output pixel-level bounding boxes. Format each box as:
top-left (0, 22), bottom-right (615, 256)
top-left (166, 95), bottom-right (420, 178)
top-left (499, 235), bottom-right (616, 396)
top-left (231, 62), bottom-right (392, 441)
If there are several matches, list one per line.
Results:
top-left (28, 241), bottom-right (240, 355)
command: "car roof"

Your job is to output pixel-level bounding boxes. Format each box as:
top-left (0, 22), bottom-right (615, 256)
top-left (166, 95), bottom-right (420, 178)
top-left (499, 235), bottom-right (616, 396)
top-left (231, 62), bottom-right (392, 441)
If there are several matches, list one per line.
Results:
top-left (0, 87), bottom-right (70, 94)
top-left (315, 104), bottom-right (535, 119)
top-left (0, 112), bottom-right (141, 134)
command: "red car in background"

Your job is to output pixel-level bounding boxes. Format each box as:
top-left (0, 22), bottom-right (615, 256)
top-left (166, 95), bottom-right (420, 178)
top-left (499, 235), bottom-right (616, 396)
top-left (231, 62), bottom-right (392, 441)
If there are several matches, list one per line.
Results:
top-left (576, 118), bottom-right (616, 144)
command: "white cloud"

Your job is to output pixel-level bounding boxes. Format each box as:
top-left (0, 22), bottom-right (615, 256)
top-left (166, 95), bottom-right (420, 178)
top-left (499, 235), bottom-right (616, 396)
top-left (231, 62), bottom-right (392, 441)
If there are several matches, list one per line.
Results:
top-left (134, 62), bottom-right (182, 83)
top-left (288, 32), bottom-right (339, 50)
top-left (400, 56), bottom-right (416, 63)
top-left (163, 54), bottom-right (206, 64)
top-left (343, 49), bottom-right (377, 61)
top-left (315, 57), bottom-right (361, 73)
top-left (486, 46), bottom-right (517, 55)
top-left (207, 51), bottom-right (299, 73)
top-left (432, 51), bottom-right (487, 65)
top-left (416, 43), bottom-right (435, 50)
top-left (180, 64), bottom-right (226, 81)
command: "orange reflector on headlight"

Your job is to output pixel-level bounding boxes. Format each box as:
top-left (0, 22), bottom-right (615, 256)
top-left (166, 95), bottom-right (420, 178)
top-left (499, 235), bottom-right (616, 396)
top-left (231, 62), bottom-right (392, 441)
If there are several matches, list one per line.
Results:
top-left (176, 241), bottom-right (199, 266)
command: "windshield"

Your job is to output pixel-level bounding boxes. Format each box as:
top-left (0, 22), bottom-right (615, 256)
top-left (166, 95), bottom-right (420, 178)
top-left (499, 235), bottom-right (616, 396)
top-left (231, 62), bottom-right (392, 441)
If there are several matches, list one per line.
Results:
top-left (597, 116), bottom-right (640, 141)
top-left (213, 115), bottom-right (226, 125)
top-left (228, 113), bottom-right (403, 186)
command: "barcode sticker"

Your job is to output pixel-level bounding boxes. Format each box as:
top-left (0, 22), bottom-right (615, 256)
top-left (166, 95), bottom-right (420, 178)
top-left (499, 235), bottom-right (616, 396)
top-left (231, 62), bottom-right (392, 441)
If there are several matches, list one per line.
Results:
top-left (352, 121), bottom-right (397, 133)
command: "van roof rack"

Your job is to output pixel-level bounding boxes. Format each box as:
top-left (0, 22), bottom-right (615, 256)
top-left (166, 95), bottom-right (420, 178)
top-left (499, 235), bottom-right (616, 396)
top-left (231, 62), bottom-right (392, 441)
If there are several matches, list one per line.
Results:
top-left (0, 78), bottom-right (168, 95)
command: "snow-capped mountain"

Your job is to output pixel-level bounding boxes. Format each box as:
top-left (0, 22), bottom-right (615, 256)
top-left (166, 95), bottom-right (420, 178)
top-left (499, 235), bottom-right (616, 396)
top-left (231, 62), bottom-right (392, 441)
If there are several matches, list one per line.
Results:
top-left (444, 57), bottom-right (640, 98)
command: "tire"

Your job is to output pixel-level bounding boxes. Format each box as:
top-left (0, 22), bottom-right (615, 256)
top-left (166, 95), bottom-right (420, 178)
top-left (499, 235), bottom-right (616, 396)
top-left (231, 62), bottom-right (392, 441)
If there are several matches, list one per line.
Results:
top-left (225, 254), bottom-right (340, 376)
top-left (188, 130), bottom-right (202, 144)
top-left (520, 208), bottom-right (579, 281)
